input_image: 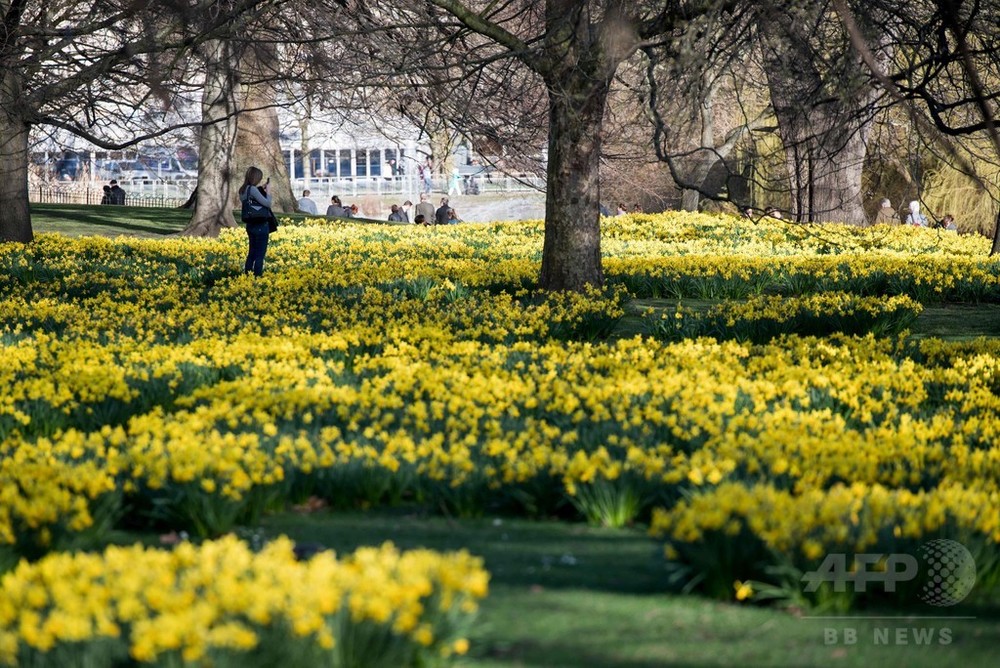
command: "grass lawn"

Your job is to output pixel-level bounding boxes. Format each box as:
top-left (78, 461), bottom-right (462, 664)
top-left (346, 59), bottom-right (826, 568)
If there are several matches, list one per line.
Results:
top-left (30, 203), bottom-right (196, 237)
top-left (28, 203), bottom-right (372, 238)
top-left (260, 510), bottom-right (1000, 668)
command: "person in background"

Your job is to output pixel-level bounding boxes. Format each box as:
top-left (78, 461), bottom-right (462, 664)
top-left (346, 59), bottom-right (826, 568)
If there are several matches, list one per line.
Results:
top-left (326, 195), bottom-right (347, 218)
top-left (766, 206), bottom-right (782, 220)
top-left (349, 204), bottom-right (359, 217)
top-left (435, 197), bottom-right (450, 225)
top-left (742, 206), bottom-right (754, 219)
top-left (447, 208), bottom-right (461, 224)
top-left (108, 179), bottom-right (127, 205)
top-left (633, 203), bottom-right (643, 213)
top-left (238, 166), bottom-right (273, 277)
top-left (388, 204), bottom-right (406, 222)
top-left (449, 168), bottom-right (462, 196)
top-left (940, 214), bottom-right (958, 231)
top-left (414, 214), bottom-right (430, 226)
top-left (415, 192), bottom-right (434, 224)
top-left (873, 198), bottom-right (899, 225)
top-left (420, 157), bottom-right (434, 193)
top-left (401, 200), bottom-right (412, 223)
top-left (905, 200), bottom-right (927, 226)
top-left (297, 190), bottom-right (318, 215)
top-left (616, 203), bottom-right (628, 216)
top-left (100, 185), bottom-right (112, 205)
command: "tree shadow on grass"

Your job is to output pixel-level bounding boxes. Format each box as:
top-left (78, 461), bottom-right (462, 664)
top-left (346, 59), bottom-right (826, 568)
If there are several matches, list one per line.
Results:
top-left (30, 204), bottom-right (197, 236)
top-left (261, 509), bottom-right (669, 595)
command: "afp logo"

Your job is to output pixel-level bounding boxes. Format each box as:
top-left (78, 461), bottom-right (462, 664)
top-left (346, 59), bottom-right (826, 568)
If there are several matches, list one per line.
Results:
top-left (802, 539), bottom-right (976, 606)
top-left (919, 539), bottom-right (977, 606)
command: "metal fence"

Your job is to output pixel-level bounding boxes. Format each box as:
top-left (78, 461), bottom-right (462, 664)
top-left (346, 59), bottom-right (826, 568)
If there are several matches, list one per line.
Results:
top-left (29, 173), bottom-right (546, 210)
top-left (31, 184), bottom-right (188, 208)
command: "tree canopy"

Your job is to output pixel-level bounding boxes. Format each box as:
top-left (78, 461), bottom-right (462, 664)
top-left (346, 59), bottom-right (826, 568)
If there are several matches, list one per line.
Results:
top-left (4, 0), bottom-right (1000, 281)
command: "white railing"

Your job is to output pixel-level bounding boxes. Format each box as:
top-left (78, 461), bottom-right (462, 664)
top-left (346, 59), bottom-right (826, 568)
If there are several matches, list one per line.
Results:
top-left (28, 174), bottom-right (546, 209)
top-left (293, 174), bottom-right (545, 199)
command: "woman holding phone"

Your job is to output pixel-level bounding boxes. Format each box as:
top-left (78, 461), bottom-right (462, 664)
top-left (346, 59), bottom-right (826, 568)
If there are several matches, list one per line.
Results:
top-left (238, 166), bottom-right (273, 277)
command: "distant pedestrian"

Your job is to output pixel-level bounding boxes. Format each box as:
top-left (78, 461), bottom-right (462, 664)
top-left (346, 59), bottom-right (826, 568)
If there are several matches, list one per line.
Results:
top-left (766, 206), bottom-right (782, 220)
top-left (401, 200), bottom-right (412, 223)
top-left (297, 190), bottom-right (318, 215)
top-left (447, 208), bottom-right (461, 224)
top-left (448, 168), bottom-right (462, 196)
top-left (100, 185), bottom-right (112, 205)
top-left (414, 214), bottom-right (429, 226)
top-left (108, 180), bottom-right (127, 205)
top-left (326, 196), bottom-right (348, 218)
top-left (616, 203), bottom-right (627, 216)
top-left (905, 200), bottom-right (927, 226)
top-left (388, 204), bottom-right (406, 222)
top-left (940, 214), bottom-right (958, 231)
top-left (435, 197), bottom-right (450, 225)
top-left (873, 198), bottom-right (899, 225)
top-left (415, 192), bottom-right (435, 223)
top-left (421, 158), bottom-right (434, 193)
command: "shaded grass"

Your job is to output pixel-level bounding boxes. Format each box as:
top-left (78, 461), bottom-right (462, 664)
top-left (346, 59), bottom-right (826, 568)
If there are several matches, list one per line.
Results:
top-left (259, 510), bottom-right (1000, 668)
top-left (617, 299), bottom-right (1000, 341)
top-left (29, 203), bottom-right (316, 238)
top-left (30, 203), bottom-right (196, 237)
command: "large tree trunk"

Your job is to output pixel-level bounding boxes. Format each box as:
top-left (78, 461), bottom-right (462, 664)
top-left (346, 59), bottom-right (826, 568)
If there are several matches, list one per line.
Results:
top-left (534, 0), bottom-right (637, 291)
top-left (235, 44), bottom-right (295, 213)
top-left (681, 78), bottom-right (717, 212)
top-left (235, 99), bottom-right (295, 213)
top-left (761, 7), bottom-right (876, 225)
top-left (182, 39), bottom-right (240, 237)
top-left (538, 74), bottom-right (607, 291)
top-left (0, 69), bottom-right (32, 243)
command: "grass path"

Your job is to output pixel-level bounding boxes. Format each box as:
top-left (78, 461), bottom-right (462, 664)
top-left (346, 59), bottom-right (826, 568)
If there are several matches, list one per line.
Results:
top-left (260, 510), bottom-right (1000, 668)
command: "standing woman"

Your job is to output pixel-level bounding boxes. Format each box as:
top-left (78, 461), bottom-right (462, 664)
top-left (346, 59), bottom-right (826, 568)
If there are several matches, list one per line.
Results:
top-left (239, 166), bottom-right (273, 277)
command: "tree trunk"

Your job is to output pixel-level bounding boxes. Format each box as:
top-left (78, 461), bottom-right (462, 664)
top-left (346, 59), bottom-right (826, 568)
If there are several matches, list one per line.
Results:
top-left (0, 69), bottom-right (32, 244)
top-left (538, 76), bottom-right (607, 291)
top-left (182, 39), bottom-right (240, 237)
top-left (991, 208), bottom-right (1000, 256)
top-left (681, 78), bottom-right (717, 212)
top-left (235, 98), bottom-right (296, 213)
top-left (430, 127), bottom-right (454, 182)
top-left (299, 110), bottom-right (312, 189)
top-left (681, 155), bottom-right (722, 211)
top-left (761, 8), bottom-right (876, 225)
top-left (809, 119), bottom-right (869, 225)
top-left (235, 43), bottom-right (295, 213)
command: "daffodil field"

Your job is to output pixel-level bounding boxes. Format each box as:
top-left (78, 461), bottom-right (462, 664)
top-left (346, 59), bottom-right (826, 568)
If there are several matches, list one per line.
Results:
top-left (2, 212), bottom-right (1000, 663)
